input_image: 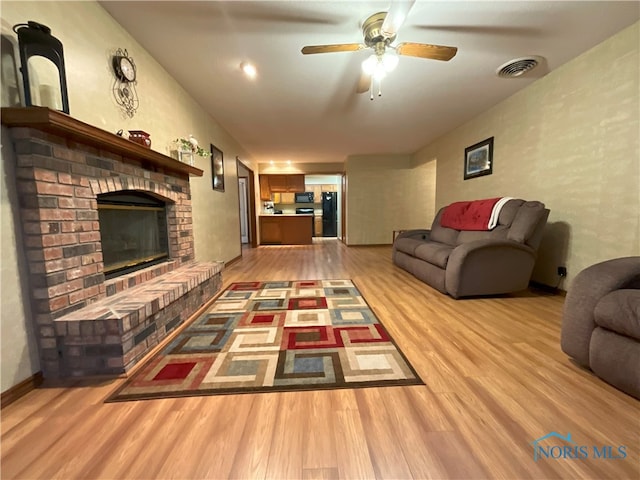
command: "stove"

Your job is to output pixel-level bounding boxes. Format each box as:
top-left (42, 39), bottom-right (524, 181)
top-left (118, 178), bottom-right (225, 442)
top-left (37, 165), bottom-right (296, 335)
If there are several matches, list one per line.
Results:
top-left (295, 207), bottom-right (314, 214)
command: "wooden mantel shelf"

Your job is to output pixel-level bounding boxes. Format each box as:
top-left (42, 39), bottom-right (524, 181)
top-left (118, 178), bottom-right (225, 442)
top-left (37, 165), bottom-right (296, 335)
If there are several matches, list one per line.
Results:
top-left (1, 107), bottom-right (204, 177)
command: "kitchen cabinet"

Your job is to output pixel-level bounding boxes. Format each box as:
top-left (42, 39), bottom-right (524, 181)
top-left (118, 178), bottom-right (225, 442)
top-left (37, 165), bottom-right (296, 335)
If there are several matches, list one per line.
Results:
top-left (266, 175), bottom-right (288, 192)
top-left (260, 216), bottom-right (282, 243)
top-left (259, 174), bottom-right (306, 199)
top-left (259, 215), bottom-right (313, 245)
top-left (259, 175), bottom-right (271, 200)
top-left (280, 192), bottom-right (295, 204)
top-left (321, 183), bottom-right (338, 192)
top-left (306, 184), bottom-right (322, 203)
top-left (261, 174), bottom-right (305, 193)
top-left (314, 216), bottom-right (323, 237)
top-left (286, 175), bottom-right (305, 192)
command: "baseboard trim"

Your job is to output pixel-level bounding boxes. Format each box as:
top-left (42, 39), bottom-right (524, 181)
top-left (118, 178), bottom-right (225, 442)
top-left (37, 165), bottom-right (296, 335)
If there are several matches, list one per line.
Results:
top-left (529, 281), bottom-right (567, 296)
top-left (346, 243), bottom-right (392, 248)
top-left (225, 254), bottom-right (242, 267)
top-left (1, 371), bottom-right (44, 408)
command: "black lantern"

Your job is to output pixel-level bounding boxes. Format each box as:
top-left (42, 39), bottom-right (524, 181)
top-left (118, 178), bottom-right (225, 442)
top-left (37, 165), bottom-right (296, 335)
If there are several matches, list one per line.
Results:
top-left (13, 21), bottom-right (69, 113)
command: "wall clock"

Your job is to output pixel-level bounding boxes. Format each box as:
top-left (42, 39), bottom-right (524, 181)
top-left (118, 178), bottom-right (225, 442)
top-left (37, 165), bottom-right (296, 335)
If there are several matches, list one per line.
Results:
top-left (111, 48), bottom-right (138, 117)
top-left (113, 53), bottom-right (136, 82)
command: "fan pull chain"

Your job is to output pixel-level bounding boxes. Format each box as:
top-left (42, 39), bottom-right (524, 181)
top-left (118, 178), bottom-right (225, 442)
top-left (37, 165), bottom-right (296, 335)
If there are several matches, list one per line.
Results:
top-left (369, 76), bottom-right (384, 101)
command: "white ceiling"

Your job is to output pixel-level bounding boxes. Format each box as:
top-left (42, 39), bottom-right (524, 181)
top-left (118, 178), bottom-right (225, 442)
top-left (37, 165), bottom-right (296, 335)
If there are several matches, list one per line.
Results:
top-left (100, 1), bottom-right (639, 164)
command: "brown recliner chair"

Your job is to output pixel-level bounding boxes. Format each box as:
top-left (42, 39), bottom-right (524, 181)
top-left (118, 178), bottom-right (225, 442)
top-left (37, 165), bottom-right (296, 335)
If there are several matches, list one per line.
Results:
top-left (560, 257), bottom-right (640, 399)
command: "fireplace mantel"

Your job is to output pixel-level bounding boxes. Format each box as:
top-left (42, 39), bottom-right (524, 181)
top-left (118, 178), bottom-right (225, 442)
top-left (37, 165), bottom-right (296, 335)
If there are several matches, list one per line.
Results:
top-left (1, 107), bottom-right (203, 178)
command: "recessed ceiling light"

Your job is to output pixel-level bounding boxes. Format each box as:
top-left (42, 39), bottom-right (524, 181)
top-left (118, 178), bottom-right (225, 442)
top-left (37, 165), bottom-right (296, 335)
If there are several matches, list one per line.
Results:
top-left (240, 62), bottom-right (257, 79)
top-left (269, 160), bottom-right (274, 165)
top-left (287, 160), bottom-right (292, 165)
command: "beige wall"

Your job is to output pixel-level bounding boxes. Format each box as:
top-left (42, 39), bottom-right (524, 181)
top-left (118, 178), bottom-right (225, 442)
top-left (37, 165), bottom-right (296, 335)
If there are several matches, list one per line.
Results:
top-left (345, 155), bottom-right (437, 245)
top-left (414, 21), bottom-right (640, 287)
top-left (0, 1), bottom-right (256, 391)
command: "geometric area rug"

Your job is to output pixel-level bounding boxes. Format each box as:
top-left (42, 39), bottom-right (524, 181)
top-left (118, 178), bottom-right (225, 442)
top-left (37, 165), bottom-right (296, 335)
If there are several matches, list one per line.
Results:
top-left (105, 279), bottom-right (424, 402)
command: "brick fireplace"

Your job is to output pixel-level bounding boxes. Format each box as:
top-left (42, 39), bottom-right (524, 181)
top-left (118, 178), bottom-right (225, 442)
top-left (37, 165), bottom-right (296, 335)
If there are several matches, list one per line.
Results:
top-left (2, 107), bottom-right (223, 378)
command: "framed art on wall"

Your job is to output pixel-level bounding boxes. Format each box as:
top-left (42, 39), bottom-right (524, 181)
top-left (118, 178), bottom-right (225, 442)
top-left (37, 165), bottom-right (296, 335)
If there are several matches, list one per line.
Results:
top-left (211, 143), bottom-right (224, 191)
top-left (464, 137), bottom-right (494, 180)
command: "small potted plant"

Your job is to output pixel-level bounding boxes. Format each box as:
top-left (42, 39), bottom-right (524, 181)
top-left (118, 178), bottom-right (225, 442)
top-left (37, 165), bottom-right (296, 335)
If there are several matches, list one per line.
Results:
top-left (174, 135), bottom-right (210, 166)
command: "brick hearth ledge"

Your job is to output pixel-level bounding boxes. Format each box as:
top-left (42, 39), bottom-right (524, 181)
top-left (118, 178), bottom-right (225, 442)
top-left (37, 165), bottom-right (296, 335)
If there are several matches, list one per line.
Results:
top-left (54, 261), bottom-right (223, 376)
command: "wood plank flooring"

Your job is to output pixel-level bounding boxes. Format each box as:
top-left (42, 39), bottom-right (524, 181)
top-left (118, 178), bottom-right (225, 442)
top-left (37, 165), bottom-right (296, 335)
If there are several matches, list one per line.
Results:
top-left (2, 239), bottom-right (639, 479)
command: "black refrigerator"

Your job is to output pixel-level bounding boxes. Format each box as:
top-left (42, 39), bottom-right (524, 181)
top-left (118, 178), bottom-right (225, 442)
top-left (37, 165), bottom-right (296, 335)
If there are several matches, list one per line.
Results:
top-left (322, 192), bottom-right (337, 237)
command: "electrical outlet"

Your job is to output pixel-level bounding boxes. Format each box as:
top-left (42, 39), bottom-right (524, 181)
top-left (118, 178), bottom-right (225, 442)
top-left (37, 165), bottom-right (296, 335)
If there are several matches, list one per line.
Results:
top-left (557, 266), bottom-right (567, 277)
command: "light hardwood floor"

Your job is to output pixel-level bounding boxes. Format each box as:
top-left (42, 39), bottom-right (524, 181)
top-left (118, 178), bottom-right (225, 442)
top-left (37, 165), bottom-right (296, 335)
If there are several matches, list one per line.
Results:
top-left (2, 240), bottom-right (639, 479)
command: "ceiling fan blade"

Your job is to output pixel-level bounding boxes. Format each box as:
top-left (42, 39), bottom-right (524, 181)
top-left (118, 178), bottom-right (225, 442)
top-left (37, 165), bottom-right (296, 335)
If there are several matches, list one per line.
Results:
top-left (396, 42), bottom-right (458, 61)
top-left (301, 44), bottom-right (364, 55)
top-left (381, 0), bottom-right (416, 38)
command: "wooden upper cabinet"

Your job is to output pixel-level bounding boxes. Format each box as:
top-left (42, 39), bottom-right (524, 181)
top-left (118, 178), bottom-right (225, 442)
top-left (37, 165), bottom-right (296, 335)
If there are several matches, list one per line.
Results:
top-left (280, 192), bottom-right (295, 204)
top-left (260, 174), bottom-right (305, 198)
top-left (286, 175), bottom-right (305, 193)
top-left (259, 175), bottom-right (271, 200)
top-left (267, 174), bottom-right (289, 192)
top-left (311, 185), bottom-right (322, 202)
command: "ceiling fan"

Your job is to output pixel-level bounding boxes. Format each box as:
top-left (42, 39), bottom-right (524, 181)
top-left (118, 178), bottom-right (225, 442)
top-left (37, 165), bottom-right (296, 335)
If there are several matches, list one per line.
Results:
top-left (301, 1), bottom-right (457, 99)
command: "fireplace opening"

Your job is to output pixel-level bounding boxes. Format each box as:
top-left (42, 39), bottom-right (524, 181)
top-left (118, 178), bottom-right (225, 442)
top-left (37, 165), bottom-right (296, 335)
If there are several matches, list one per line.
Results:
top-left (97, 191), bottom-right (170, 279)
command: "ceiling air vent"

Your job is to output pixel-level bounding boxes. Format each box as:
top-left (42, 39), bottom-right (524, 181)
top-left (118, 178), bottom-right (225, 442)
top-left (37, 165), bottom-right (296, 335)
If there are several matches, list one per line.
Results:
top-left (496, 57), bottom-right (540, 78)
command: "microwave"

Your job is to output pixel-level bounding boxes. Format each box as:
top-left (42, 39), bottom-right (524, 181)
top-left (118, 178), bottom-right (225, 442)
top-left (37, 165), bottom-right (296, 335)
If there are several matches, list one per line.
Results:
top-left (295, 192), bottom-right (315, 203)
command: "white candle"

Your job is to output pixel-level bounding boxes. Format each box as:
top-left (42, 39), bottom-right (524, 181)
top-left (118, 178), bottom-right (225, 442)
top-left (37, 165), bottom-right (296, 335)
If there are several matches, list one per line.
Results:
top-left (39, 84), bottom-right (61, 110)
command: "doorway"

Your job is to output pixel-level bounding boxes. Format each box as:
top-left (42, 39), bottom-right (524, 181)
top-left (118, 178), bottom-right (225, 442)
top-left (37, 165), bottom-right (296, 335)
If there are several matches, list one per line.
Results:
top-left (304, 174), bottom-right (342, 240)
top-left (236, 158), bottom-right (258, 249)
top-left (238, 177), bottom-right (249, 244)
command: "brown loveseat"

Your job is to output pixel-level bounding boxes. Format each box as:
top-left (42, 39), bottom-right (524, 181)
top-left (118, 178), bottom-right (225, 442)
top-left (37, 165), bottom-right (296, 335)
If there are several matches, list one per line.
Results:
top-left (561, 257), bottom-right (640, 399)
top-left (392, 199), bottom-right (549, 298)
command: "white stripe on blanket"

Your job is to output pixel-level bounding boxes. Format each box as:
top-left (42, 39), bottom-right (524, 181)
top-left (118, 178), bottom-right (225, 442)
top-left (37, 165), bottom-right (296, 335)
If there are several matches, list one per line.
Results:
top-left (488, 197), bottom-right (514, 229)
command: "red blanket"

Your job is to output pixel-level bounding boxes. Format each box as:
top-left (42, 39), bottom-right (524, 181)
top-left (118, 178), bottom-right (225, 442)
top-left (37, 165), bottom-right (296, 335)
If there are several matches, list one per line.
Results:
top-left (441, 197), bottom-right (502, 231)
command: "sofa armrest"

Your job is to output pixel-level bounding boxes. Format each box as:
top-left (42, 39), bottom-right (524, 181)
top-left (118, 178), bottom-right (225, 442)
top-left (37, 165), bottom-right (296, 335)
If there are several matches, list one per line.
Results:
top-left (561, 257), bottom-right (640, 368)
top-left (445, 239), bottom-right (536, 298)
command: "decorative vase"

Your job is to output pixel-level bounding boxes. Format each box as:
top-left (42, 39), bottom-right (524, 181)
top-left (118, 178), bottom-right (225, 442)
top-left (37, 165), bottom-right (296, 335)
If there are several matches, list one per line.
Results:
top-left (128, 130), bottom-right (151, 148)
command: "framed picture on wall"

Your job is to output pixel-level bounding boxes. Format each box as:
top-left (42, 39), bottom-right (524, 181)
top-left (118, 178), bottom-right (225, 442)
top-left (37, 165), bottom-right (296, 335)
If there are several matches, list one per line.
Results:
top-left (464, 137), bottom-right (494, 180)
top-left (211, 143), bottom-right (224, 191)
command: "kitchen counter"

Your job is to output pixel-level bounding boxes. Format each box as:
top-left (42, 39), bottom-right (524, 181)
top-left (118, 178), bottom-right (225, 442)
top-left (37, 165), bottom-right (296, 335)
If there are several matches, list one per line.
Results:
top-left (259, 214), bottom-right (313, 217)
top-left (259, 214), bottom-right (313, 245)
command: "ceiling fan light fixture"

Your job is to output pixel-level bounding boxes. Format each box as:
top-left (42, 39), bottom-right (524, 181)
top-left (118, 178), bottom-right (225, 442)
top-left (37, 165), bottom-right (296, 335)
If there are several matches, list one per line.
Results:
top-left (361, 54), bottom-right (378, 75)
top-left (381, 51), bottom-right (399, 72)
top-left (362, 51), bottom-right (397, 78)
top-left (240, 61), bottom-right (257, 79)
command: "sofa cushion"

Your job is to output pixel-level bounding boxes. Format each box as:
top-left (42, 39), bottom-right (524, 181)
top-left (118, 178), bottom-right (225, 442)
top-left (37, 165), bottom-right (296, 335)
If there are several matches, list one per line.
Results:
top-left (507, 202), bottom-right (544, 243)
top-left (430, 209), bottom-right (459, 245)
top-left (594, 289), bottom-right (640, 341)
top-left (496, 199), bottom-right (523, 226)
top-left (394, 237), bottom-right (427, 256)
top-left (413, 242), bottom-right (454, 269)
top-left (456, 225), bottom-right (510, 245)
